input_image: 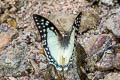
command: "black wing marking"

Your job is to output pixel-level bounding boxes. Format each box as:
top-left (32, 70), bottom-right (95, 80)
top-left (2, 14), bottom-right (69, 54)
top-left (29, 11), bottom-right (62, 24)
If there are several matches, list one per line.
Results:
top-left (72, 12), bottom-right (82, 41)
top-left (33, 14), bottom-right (61, 44)
top-left (70, 12), bottom-right (82, 64)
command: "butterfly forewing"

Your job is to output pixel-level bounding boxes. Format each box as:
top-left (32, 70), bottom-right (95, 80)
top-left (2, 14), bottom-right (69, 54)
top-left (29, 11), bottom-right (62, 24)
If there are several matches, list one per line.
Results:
top-left (62, 12), bottom-right (82, 69)
top-left (33, 15), bottom-right (60, 57)
top-left (67, 12), bottom-right (82, 66)
top-left (33, 14), bottom-right (61, 37)
top-left (33, 14), bottom-right (64, 70)
top-left (72, 12), bottom-right (82, 41)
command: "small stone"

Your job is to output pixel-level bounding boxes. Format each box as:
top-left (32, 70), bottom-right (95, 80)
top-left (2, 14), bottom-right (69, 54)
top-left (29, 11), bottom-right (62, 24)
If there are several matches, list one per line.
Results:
top-left (105, 10), bottom-right (120, 38)
top-left (0, 24), bottom-right (17, 53)
top-left (90, 34), bottom-right (112, 56)
top-left (38, 49), bottom-right (45, 55)
top-left (113, 52), bottom-right (120, 70)
top-left (95, 52), bottom-right (114, 71)
top-left (9, 77), bottom-right (17, 80)
top-left (94, 71), bottom-right (104, 79)
top-left (87, 34), bottom-right (113, 72)
top-left (80, 8), bottom-right (100, 34)
top-left (39, 62), bottom-right (47, 70)
top-left (104, 73), bottom-right (120, 80)
top-left (101, 0), bottom-right (114, 6)
top-left (73, 10), bottom-right (77, 14)
top-left (83, 34), bottom-right (99, 54)
top-left (7, 18), bottom-right (17, 29)
top-left (9, 6), bottom-right (17, 13)
top-left (0, 23), bottom-right (8, 32)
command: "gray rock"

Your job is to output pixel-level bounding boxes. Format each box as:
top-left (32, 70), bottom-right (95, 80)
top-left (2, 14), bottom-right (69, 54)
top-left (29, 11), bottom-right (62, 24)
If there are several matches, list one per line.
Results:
top-left (95, 50), bottom-right (114, 71)
top-left (105, 8), bottom-right (120, 38)
top-left (113, 52), bottom-right (120, 70)
top-left (87, 34), bottom-right (113, 72)
top-left (0, 24), bottom-right (18, 53)
top-left (103, 73), bottom-right (120, 80)
top-left (101, 0), bottom-right (114, 6)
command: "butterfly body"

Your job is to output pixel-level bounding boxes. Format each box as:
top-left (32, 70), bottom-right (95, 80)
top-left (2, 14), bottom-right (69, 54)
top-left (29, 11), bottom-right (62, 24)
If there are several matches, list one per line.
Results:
top-left (33, 12), bottom-right (82, 71)
top-left (59, 32), bottom-right (70, 48)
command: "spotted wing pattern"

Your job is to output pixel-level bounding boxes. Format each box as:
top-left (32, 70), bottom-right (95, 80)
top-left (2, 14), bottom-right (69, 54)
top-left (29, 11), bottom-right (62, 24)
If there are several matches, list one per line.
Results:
top-left (72, 12), bottom-right (82, 42)
top-left (33, 14), bottom-right (65, 69)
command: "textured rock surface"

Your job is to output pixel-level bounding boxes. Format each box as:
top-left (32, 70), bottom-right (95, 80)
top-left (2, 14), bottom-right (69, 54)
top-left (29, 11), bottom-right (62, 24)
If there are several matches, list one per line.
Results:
top-left (96, 52), bottom-right (114, 71)
top-left (113, 53), bottom-right (120, 70)
top-left (103, 73), bottom-right (120, 80)
top-left (0, 0), bottom-right (120, 80)
top-left (49, 12), bottom-right (75, 32)
top-left (80, 8), bottom-right (100, 34)
top-left (105, 8), bottom-right (120, 38)
top-left (87, 34), bottom-right (113, 72)
top-left (83, 34), bottom-right (99, 54)
top-left (0, 24), bottom-right (18, 53)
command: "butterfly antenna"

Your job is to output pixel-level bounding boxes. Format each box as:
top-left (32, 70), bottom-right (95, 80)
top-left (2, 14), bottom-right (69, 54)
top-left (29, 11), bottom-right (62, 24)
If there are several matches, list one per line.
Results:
top-left (57, 19), bottom-right (64, 31)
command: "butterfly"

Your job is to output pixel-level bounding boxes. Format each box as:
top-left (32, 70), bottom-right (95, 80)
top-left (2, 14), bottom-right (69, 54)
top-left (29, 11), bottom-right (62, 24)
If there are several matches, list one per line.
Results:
top-left (33, 12), bottom-right (82, 71)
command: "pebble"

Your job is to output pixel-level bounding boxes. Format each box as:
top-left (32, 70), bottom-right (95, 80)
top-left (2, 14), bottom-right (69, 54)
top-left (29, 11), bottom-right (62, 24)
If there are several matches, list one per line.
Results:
top-left (83, 34), bottom-right (99, 54)
top-left (104, 73), bottom-right (120, 80)
top-left (39, 62), bottom-right (47, 70)
top-left (105, 9), bottom-right (120, 38)
top-left (0, 24), bottom-right (17, 53)
top-left (101, 0), bottom-right (114, 6)
top-left (95, 52), bottom-right (114, 71)
top-left (113, 52), bottom-right (120, 70)
top-left (87, 34), bottom-right (113, 72)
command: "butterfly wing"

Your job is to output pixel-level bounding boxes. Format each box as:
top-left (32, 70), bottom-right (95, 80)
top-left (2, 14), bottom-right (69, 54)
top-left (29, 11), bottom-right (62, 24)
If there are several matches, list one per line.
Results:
top-left (33, 14), bottom-right (63, 69)
top-left (72, 12), bottom-right (82, 41)
top-left (49, 12), bottom-right (82, 70)
top-left (61, 12), bottom-right (82, 69)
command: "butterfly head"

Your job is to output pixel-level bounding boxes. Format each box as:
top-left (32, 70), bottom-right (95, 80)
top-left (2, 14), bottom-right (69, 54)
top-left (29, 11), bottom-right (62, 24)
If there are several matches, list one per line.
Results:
top-left (60, 32), bottom-right (71, 48)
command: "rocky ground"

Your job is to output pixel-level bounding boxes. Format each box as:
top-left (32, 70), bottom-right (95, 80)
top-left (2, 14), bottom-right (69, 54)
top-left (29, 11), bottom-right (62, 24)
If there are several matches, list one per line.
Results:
top-left (0, 0), bottom-right (120, 80)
